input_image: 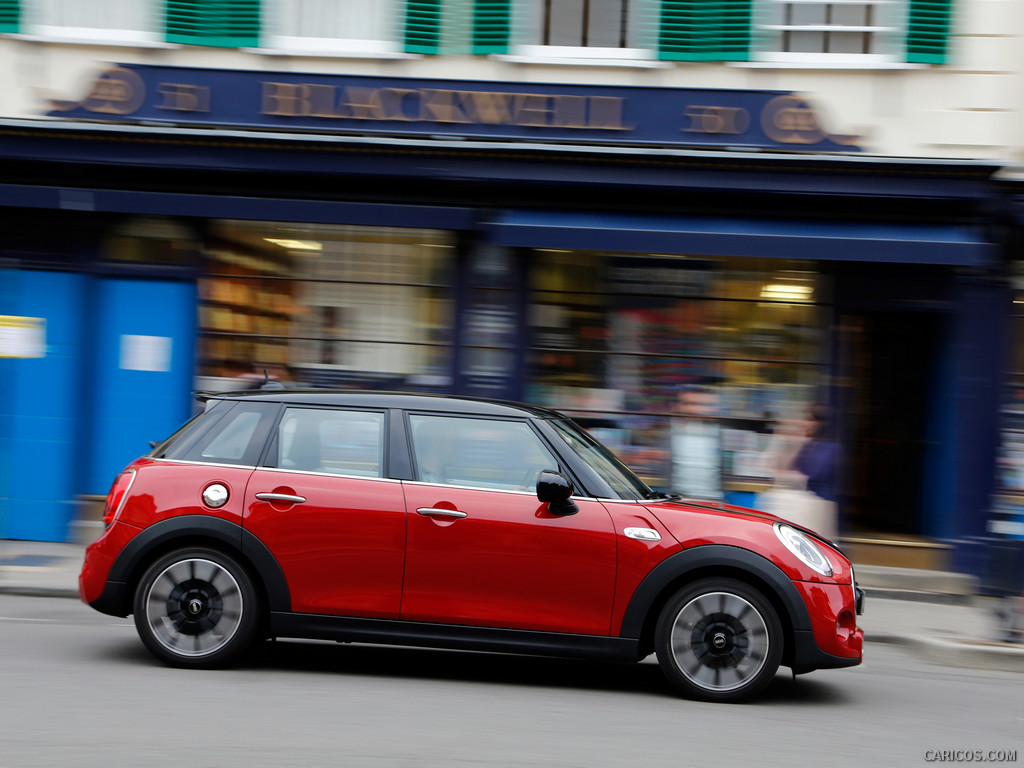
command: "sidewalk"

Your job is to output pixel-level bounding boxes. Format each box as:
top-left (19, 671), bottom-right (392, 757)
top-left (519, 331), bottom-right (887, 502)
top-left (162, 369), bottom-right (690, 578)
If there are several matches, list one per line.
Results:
top-left (2, 537), bottom-right (1022, 674)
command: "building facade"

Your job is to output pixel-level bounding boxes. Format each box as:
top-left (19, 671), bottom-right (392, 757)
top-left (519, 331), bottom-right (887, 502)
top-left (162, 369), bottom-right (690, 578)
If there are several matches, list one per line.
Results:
top-left (0, 0), bottom-right (1021, 574)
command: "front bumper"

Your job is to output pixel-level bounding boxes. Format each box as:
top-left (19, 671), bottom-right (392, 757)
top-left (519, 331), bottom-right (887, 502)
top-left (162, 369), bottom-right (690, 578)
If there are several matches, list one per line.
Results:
top-left (790, 580), bottom-right (864, 672)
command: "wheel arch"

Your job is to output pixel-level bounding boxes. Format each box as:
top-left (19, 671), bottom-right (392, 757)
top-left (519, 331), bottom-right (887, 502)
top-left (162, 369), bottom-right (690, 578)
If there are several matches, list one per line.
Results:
top-left (97, 516), bottom-right (290, 617)
top-left (620, 545), bottom-right (811, 666)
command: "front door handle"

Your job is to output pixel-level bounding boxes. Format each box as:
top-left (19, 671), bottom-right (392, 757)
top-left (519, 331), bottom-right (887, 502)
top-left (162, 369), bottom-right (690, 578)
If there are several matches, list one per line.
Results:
top-left (256, 492), bottom-right (307, 504)
top-left (416, 507), bottom-right (468, 519)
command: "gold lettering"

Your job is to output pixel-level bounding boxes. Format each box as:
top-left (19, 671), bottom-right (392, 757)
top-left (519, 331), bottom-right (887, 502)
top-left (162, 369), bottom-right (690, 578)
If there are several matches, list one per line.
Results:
top-left (459, 91), bottom-right (514, 125)
top-left (419, 90), bottom-right (471, 123)
top-left (761, 95), bottom-right (826, 145)
top-left (156, 83), bottom-right (211, 113)
top-left (587, 97), bottom-right (630, 131)
top-left (82, 67), bottom-right (145, 115)
top-left (513, 94), bottom-right (556, 127)
top-left (682, 105), bottom-right (750, 135)
top-left (261, 82), bottom-right (313, 117)
top-left (339, 87), bottom-right (388, 120)
top-left (553, 95), bottom-right (587, 128)
top-left (377, 88), bottom-right (417, 121)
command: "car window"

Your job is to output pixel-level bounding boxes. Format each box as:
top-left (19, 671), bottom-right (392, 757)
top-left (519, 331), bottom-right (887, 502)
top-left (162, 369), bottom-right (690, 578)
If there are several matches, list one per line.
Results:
top-left (202, 411), bottom-right (262, 460)
top-left (163, 401), bottom-right (278, 466)
top-left (409, 415), bottom-right (558, 492)
top-left (549, 418), bottom-right (652, 500)
top-left (274, 408), bottom-right (385, 477)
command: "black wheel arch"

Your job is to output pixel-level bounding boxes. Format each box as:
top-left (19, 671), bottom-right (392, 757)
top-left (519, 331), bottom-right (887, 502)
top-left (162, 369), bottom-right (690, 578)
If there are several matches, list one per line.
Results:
top-left (620, 545), bottom-right (812, 666)
top-left (89, 515), bottom-right (290, 617)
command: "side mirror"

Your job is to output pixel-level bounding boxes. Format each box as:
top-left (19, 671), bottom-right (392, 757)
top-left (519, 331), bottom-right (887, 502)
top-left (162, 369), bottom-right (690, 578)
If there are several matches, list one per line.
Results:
top-left (536, 470), bottom-right (579, 516)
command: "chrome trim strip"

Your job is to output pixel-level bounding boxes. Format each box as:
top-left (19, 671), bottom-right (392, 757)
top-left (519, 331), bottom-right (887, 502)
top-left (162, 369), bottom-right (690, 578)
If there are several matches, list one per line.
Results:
top-left (150, 458), bottom-right (258, 471)
top-left (416, 508), bottom-right (469, 519)
top-left (254, 466), bottom-right (401, 483)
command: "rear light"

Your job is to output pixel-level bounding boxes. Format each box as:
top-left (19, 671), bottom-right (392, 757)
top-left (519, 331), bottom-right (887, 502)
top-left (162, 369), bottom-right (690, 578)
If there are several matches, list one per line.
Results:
top-left (102, 470), bottom-right (136, 529)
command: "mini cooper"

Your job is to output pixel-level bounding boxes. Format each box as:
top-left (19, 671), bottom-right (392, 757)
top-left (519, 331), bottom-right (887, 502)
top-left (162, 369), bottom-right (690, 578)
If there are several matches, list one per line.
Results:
top-left (80, 391), bottom-right (864, 702)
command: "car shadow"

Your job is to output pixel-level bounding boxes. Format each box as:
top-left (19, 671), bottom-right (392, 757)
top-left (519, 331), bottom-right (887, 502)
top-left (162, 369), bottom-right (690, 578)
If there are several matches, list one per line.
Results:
top-left (238, 639), bottom-right (853, 704)
top-left (95, 635), bottom-right (853, 704)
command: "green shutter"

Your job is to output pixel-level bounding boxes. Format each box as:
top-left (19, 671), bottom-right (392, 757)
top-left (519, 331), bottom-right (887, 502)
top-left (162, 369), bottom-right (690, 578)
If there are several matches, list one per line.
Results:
top-left (405, 0), bottom-right (443, 54)
top-left (906, 0), bottom-right (952, 64)
top-left (165, 0), bottom-right (261, 48)
top-left (658, 0), bottom-right (752, 62)
top-left (473, 0), bottom-right (509, 54)
top-left (0, 0), bottom-right (19, 33)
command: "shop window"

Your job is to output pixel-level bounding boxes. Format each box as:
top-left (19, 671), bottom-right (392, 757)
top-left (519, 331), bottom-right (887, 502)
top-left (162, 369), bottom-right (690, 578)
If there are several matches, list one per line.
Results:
top-left (197, 222), bottom-right (455, 393)
top-left (526, 250), bottom-right (829, 495)
top-left (262, 0), bottom-right (402, 55)
top-left (22, 0), bottom-right (162, 44)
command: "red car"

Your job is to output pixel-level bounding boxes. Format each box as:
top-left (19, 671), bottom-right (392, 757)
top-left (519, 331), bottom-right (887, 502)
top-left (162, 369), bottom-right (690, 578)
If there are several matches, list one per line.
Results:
top-left (80, 391), bottom-right (863, 702)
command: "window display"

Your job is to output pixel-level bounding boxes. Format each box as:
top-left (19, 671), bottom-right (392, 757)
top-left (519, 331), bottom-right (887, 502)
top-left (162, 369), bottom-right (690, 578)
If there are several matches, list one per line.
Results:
top-left (197, 221), bottom-right (455, 391)
top-left (526, 250), bottom-right (829, 494)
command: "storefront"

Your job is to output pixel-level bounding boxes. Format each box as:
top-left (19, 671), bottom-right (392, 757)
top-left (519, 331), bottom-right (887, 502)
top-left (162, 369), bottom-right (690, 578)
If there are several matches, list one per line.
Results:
top-left (0, 64), bottom-right (1009, 576)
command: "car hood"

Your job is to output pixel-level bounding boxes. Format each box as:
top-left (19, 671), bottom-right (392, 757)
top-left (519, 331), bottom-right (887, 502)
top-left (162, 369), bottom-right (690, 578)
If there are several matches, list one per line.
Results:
top-left (633, 496), bottom-right (848, 582)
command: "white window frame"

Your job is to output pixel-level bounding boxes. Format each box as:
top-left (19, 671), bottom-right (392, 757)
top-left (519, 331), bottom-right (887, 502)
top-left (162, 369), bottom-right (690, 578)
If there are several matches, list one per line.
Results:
top-left (511, 0), bottom-right (658, 64)
top-left (753, 0), bottom-right (906, 66)
top-left (23, 0), bottom-right (163, 45)
top-left (259, 0), bottom-right (403, 57)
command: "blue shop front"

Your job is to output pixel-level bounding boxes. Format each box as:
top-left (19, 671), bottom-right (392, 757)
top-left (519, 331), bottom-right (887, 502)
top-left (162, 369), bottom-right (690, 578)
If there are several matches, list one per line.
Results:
top-left (0, 64), bottom-right (1009, 575)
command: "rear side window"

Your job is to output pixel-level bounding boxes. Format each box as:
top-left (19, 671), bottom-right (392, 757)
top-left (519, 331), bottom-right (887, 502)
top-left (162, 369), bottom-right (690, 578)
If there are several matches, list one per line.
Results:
top-left (269, 408), bottom-right (386, 477)
top-left (161, 401), bottom-right (278, 466)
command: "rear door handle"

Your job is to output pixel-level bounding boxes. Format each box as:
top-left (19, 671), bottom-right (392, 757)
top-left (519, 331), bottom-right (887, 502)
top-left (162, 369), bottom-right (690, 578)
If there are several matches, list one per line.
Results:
top-left (416, 507), bottom-right (468, 519)
top-left (256, 492), bottom-right (307, 504)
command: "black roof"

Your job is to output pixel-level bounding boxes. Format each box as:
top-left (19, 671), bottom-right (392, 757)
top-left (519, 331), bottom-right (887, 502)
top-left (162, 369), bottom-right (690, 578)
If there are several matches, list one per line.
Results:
top-left (199, 389), bottom-right (566, 419)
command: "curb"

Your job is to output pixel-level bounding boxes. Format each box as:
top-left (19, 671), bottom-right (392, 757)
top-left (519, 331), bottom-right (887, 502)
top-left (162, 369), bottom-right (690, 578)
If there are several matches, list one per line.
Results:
top-left (0, 585), bottom-right (79, 600)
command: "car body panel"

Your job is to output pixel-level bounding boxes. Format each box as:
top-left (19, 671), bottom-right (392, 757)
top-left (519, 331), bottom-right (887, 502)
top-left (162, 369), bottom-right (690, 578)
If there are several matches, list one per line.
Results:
top-left (243, 468), bottom-right (407, 618)
top-left (401, 482), bottom-right (617, 634)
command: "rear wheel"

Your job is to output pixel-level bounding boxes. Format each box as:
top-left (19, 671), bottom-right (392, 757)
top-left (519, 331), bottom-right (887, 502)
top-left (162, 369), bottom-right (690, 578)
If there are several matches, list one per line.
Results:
top-left (655, 577), bottom-right (783, 702)
top-left (133, 547), bottom-right (259, 668)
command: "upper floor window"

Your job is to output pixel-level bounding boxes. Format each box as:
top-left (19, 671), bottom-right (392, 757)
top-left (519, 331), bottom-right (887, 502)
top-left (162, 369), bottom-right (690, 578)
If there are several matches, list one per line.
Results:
top-left (26, 0), bottom-right (161, 44)
top-left (755, 0), bottom-right (904, 64)
top-left (262, 0), bottom-right (401, 55)
top-left (515, 0), bottom-right (655, 61)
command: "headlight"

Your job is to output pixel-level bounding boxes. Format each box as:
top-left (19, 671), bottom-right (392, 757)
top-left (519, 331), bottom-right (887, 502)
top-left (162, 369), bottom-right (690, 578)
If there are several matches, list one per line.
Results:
top-left (774, 523), bottom-right (833, 576)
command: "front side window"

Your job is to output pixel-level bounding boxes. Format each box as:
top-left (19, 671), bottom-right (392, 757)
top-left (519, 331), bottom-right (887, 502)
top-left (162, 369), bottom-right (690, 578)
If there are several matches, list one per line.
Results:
top-left (549, 418), bottom-right (651, 500)
top-left (27, 0), bottom-right (161, 43)
top-left (409, 415), bottom-right (559, 492)
top-left (274, 408), bottom-right (385, 477)
top-left (261, 0), bottom-right (400, 54)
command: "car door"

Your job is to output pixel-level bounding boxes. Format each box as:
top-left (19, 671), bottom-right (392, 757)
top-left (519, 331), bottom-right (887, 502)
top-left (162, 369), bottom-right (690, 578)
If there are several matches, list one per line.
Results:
top-left (243, 406), bottom-right (406, 618)
top-left (400, 413), bottom-right (617, 635)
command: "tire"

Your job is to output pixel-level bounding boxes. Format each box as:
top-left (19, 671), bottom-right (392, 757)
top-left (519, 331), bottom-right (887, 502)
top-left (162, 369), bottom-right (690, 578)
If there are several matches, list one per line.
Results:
top-left (133, 547), bottom-right (259, 668)
top-left (654, 577), bottom-right (783, 702)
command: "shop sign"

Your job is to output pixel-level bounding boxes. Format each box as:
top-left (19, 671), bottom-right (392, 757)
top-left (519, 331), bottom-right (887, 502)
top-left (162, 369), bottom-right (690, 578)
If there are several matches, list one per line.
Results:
top-left (48, 63), bottom-right (860, 153)
top-left (0, 316), bottom-right (46, 358)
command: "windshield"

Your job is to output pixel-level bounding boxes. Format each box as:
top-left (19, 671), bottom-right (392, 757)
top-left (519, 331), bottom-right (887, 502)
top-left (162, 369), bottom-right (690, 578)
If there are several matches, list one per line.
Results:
top-left (549, 418), bottom-right (655, 501)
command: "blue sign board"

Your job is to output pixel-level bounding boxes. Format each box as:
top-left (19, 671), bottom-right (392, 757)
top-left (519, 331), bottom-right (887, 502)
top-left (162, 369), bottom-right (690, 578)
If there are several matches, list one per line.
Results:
top-left (48, 63), bottom-right (860, 153)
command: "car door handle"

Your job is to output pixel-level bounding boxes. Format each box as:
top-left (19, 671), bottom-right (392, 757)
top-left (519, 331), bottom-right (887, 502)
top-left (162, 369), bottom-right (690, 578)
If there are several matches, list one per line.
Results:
top-left (256, 492), bottom-right (307, 504)
top-left (416, 507), bottom-right (468, 519)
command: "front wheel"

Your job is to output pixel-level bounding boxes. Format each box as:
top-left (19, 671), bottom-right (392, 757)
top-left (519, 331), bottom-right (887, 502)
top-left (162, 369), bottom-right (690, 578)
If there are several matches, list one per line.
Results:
top-left (655, 577), bottom-right (783, 702)
top-left (133, 547), bottom-right (259, 668)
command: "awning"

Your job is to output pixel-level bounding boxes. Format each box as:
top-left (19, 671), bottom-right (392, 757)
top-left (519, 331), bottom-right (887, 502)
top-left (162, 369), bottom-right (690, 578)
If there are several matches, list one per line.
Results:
top-left (487, 210), bottom-right (996, 267)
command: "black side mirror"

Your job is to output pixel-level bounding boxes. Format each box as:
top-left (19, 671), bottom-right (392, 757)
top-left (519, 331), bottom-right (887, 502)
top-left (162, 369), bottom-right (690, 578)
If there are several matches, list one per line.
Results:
top-left (536, 470), bottom-right (579, 516)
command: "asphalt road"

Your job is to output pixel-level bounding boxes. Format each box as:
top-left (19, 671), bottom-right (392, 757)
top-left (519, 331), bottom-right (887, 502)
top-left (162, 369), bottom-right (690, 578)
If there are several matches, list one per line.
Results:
top-left (1, 594), bottom-right (1020, 768)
